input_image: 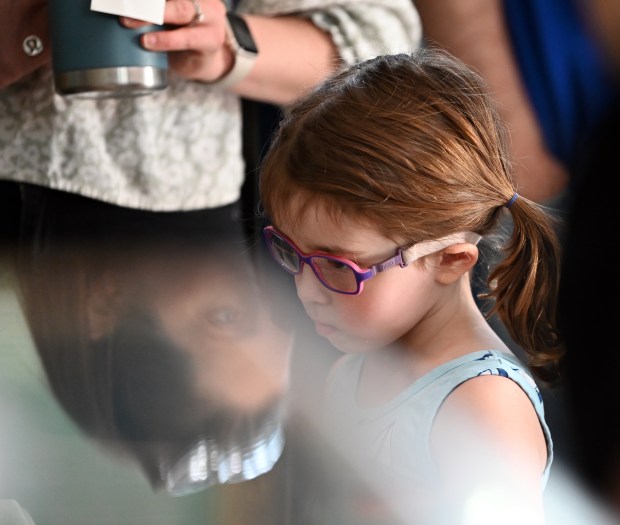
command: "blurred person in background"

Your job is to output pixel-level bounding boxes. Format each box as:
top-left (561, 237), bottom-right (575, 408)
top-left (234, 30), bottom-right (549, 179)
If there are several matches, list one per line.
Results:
top-left (413, 0), bottom-right (616, 207)
top-left (0, 0), bottom-right (422, 244)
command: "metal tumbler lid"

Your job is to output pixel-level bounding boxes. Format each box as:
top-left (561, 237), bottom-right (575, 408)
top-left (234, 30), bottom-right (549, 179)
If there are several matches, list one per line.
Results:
top-left (54, 66), bottom-right (168, 98)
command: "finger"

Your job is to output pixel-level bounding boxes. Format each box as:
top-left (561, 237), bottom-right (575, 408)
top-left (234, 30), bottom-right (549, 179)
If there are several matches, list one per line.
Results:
top-left (165, 0), bottom-right (198, 26)
top-left (163, 0), bottom-right (225, 27)
top-left (120, 0), bottom-right (224, 28)
top-left (119, 16), bottom-right (151, 29)
top-left (142, 24), bottom-right (225, 52)
top-left (118, 0), bottom-right (192, 28)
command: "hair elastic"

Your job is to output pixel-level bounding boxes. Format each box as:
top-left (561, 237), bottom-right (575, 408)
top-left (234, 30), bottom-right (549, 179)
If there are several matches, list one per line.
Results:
top-left (505, 193), bottom-right (519, 208)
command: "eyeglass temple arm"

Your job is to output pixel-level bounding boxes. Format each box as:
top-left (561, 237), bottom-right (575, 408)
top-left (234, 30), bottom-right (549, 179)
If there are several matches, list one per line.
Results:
top-left (371, 252), bottom-right (407, 275)
top-left (401, 231), bottom-right (482, 266)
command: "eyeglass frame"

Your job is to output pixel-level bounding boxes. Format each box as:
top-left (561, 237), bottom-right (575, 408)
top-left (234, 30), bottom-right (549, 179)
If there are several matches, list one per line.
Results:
top-left (262, 226), bottom-right (482, 296)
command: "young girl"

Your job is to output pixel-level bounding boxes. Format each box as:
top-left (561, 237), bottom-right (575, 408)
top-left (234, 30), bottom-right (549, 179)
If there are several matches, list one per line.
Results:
top-left (259, 48), bottom-right (563, 523)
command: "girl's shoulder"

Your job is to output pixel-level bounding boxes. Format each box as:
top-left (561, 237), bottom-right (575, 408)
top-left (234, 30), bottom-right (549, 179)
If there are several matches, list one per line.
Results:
top-left (432, 350), bottom-right (547, 441)
top-left (432, 350), bottom-right (552, 486)
top-left (431, 350), bottom-right (541, 401)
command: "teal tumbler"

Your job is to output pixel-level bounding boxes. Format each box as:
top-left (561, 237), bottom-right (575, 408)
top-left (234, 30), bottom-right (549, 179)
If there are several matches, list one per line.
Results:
top-left (48, 0), bottom-right (168, 98)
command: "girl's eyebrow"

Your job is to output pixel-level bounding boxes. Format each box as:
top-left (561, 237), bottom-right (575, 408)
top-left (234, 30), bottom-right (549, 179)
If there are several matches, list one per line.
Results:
top-left (311, 244), bottom-right (346, 254)
top-left (306, 242), bottom-right (362, 256)
top-left (306, 243), bottom-right (378, 266)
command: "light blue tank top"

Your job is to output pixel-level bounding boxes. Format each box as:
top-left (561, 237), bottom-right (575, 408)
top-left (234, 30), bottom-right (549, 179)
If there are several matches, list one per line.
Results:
top-left (325, 350), bottom-right (553, 489)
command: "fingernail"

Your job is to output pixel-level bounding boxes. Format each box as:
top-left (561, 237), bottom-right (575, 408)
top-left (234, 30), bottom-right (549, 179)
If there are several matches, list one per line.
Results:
top-left (142, 33), bottom-right (156, 48)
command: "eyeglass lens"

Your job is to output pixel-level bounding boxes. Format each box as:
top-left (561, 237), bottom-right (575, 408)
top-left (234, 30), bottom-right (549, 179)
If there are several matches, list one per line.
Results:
top-left (269, 234), bottom-right (301, 273)
top-left (268, 232), bottom-right (359, 294)
top-left (312, 257), bottom-right (357, 293)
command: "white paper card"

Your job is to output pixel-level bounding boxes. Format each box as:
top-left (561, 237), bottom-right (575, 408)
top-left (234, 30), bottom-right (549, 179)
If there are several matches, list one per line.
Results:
top-left (91, 0), bottom-right (166, 26)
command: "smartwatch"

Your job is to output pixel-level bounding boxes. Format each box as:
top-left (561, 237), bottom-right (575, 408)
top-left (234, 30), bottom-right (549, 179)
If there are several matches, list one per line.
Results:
top-left (209, 12), bottom-right (259, 88)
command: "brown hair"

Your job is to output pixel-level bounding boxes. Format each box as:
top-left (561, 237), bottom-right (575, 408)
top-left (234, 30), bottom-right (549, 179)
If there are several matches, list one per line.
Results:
top-left (259, 48), bottom-right (563, 383)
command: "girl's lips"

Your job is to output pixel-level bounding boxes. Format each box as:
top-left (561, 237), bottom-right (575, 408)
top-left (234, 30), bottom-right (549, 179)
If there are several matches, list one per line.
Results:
top-left (314, 321), bottom-right (337, 336)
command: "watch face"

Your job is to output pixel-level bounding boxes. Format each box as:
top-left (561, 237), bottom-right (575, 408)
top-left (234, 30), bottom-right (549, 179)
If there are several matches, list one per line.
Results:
top-left (226, 13), bottom-right (259, 54)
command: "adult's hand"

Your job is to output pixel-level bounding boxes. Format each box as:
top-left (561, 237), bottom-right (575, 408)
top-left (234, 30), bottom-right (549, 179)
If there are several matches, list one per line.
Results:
top-left (121, 0), bottom-right (233, 85)
top-left (121, 0), bottom-right (340, 105)
top-left (0, 0), bottom-right (52, 88)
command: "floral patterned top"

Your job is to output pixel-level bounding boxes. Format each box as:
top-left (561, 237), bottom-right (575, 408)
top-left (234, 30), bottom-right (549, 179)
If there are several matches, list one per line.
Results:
top-left (0, 0), bottom-right (421, 211)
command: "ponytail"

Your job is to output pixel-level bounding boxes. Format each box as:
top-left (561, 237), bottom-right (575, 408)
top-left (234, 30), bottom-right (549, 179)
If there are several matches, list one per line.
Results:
top-left (481, 197), bottom-right (564, 384)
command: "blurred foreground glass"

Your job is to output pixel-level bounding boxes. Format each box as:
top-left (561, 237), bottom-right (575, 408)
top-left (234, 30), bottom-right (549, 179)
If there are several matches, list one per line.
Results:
top-left (10, 187), bottom-right (295, 504)
top-left (162, 422), bottom-right (285, 496)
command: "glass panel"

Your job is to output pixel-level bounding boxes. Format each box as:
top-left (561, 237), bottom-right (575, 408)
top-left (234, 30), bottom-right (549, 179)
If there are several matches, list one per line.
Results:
top-left (0, 184), bottom-right (603, 525)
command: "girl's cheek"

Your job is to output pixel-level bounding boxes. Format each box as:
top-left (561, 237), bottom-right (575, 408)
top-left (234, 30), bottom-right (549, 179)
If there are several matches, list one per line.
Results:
top-left (335, 298), bottom-right (374, 328)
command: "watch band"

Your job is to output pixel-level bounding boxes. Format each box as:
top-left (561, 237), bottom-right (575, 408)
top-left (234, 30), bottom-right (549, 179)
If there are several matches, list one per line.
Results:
top-left (209, 13), bottom-right (258, 89)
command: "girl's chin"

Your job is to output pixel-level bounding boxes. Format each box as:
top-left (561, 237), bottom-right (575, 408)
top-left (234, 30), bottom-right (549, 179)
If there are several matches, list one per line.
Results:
top-left (311, 321), bottom-right (383, 354)
top-left (325, 334), bottom-right (380, 355)
top-left (314, 321), bottom-right (338, 337)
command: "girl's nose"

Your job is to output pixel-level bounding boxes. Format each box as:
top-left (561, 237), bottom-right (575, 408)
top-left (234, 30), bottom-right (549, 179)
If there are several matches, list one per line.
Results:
top-left (294, 265), bottom-right (330, 305)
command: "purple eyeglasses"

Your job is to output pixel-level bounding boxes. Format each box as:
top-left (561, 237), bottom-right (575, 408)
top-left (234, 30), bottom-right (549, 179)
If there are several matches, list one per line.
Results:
top-left (263, 226), bottom-right (409, 295)
top-left (263, 226), bottom-right (483, 296)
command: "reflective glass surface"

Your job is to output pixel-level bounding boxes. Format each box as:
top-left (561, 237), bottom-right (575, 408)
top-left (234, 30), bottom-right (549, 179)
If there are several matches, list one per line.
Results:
top-left (0, 184), bottom-right (613, 525)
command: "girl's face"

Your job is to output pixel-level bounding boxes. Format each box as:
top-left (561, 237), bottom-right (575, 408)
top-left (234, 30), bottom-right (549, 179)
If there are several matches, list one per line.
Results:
top-left (280, 202), bottom-right (445, 355)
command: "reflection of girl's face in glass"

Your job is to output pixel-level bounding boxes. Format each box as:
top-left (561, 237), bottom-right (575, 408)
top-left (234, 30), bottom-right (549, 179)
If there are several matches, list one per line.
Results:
top-left (148, 255), bottom-right (294, 414)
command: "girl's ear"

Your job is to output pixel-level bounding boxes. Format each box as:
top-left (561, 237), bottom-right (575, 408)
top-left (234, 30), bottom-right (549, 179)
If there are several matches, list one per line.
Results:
top-left (87, 272), bottom-right (124, 341)
top-left (434, 243), bottom-right (479, 285)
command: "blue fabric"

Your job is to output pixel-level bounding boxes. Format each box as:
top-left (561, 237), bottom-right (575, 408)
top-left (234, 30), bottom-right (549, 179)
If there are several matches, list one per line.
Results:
top-left (503, 0), bottom-right (616, 166)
